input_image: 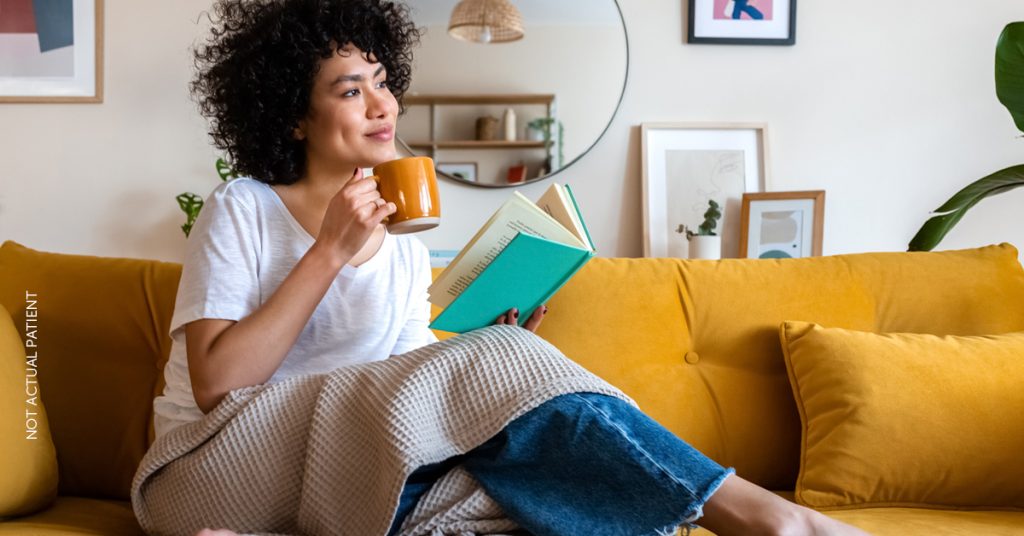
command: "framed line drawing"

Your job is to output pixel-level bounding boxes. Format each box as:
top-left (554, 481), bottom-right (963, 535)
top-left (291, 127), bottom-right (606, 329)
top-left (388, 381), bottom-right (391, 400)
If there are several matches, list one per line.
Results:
top-left (738, 190), bottom-right (824, 258)
top-left (641, 122), bottom-right (770, 258)
top-left (0, 0), bottom-right (104, 102)
top-left (687, 0), bottom-right (796, 46)
top-left (437, 162), bottom-right (478, 183)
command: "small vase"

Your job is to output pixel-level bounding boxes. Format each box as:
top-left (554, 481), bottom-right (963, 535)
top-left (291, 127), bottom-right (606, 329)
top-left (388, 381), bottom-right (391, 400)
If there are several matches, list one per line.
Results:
top-left (503, 108), bottom-right (516, 141)
top-left (688, 235), bottom-right (722, 260)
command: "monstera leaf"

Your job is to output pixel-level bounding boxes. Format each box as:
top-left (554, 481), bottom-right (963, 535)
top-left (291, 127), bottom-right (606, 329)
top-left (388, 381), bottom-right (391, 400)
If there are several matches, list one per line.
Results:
top-left (909, 22), bottom-right (1024, 251)
top-left (215, 157), bottom-right (238, 181)
top-left (176, 193), bottom-right (204, 238)
top-left (176, 158), bottom-right (238, 237)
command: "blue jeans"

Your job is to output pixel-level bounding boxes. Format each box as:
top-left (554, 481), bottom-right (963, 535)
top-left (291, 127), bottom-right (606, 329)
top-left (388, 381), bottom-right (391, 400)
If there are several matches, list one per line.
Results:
top-left (388, 392), bottom-right (735, 536)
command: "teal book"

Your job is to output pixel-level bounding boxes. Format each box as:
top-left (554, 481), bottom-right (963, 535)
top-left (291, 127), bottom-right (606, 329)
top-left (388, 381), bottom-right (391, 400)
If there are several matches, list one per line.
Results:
top-left (429, 232), bottom-right (593, 333)
top-left (428, 184), bottom-right (594, 334)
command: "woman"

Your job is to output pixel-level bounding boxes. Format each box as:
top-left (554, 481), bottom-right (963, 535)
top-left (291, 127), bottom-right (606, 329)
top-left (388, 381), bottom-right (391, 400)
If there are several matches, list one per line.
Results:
top-left (149, 1), bottom-right (868, 535)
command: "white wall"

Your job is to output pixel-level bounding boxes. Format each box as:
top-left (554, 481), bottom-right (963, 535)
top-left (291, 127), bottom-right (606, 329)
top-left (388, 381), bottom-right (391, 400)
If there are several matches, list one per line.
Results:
top-left (399, 23), bottom-right (624, 184)
top-left (2, 0), bottom-right (1023, 263)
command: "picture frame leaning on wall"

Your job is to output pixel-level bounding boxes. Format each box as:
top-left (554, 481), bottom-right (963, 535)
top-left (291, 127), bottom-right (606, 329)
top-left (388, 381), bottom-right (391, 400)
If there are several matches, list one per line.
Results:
top-left (437, 162), bottom-right (478, 183)
top-left (738, 190), bottom-right (825, 259)
top-left (640, 122), bottom-right (770, 259)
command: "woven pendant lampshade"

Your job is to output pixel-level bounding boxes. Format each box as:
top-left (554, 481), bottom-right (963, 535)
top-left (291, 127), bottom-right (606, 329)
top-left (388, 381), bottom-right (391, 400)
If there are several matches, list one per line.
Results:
top-left (448, 0), bottom-right (524, 44)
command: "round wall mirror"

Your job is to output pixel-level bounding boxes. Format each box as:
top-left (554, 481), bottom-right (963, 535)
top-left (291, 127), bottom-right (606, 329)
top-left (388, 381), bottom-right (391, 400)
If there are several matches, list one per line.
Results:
top-left (397, 0), bottom-right (629, 188)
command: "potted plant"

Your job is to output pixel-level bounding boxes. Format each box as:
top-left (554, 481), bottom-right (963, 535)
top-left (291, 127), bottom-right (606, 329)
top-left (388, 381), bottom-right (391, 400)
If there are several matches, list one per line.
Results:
top-left (177, 157), bottom-right (238, 237)
top-left (526, 116), bottom-right (564, 171)
top-left (676, 199), bottom-right (722, 260)
top-left (909, 22), bottom-right (1024, 251)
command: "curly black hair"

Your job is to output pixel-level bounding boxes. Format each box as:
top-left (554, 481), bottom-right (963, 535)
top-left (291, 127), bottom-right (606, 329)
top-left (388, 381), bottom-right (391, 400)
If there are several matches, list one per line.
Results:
top-left (190, 0), bottom-right (420, 185)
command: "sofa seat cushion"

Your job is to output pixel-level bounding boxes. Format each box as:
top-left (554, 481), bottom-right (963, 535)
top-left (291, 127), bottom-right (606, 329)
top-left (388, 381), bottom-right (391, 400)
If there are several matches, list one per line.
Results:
top-left (690, 501), bottom-right (1024, 535)
top-left (0, 496), bottom-right (143, 535)
top-left (824, 507), bottom-right (1024, 536)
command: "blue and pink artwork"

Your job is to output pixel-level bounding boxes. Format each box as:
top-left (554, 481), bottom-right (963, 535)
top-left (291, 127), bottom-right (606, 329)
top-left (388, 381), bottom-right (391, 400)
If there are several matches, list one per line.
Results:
top-left (713, 0), bottom-right (774, 21)
top-left (0, 0), bottom-right (75, 77)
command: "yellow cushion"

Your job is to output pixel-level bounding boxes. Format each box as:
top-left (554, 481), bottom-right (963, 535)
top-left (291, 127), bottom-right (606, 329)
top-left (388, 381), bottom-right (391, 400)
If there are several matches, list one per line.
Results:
top-left (0, 304), bottom-right (58, 518)
top-left (780, 321), bottom-right (1024, 510)
top-left (0, 241), bottom-right (182, 501)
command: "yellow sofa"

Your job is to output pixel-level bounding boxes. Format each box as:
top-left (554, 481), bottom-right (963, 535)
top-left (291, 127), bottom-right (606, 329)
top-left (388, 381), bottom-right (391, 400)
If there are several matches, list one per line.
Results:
top-left (2, 238), bottom-right (1023, 535)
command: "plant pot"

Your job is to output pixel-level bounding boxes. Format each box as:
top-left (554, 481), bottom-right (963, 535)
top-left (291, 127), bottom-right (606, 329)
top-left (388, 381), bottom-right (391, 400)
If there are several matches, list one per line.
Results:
top-left (688, 235), bottom-right (721, 260)
top-left (526, 126), bottom-right (546, 142)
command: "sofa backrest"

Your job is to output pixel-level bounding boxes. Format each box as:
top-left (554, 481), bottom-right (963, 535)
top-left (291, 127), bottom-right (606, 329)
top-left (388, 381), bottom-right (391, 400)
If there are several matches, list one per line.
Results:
top-left (537, 244), bottom-right (1024, 490)
top-left (0, 241), bottom-right (181, 501)
top-left (3, 240), bottom-right (1023, 499)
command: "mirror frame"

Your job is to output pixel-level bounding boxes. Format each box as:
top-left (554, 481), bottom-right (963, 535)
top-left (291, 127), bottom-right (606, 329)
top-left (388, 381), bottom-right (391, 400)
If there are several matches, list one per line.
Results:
top-left (397, 0), bottom-right (630, 188)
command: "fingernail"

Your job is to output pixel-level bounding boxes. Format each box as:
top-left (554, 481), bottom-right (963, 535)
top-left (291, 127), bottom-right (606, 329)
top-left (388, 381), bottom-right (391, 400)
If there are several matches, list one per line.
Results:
top-left (542, 306), bottom-right (548, 314)
top-left (512, 309), bottom-right (518, 317)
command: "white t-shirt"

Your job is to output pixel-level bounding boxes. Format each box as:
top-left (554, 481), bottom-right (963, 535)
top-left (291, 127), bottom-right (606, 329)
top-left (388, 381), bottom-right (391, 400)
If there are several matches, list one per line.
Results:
top-left (153, 177), bottom-right (438, 440)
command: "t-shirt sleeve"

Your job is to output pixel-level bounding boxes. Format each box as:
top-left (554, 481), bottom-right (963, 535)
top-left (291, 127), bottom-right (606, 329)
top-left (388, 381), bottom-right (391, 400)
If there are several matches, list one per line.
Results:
top-left (391, 241), bottom-right (439, 355)
top-left (168, 185), bottom-right (262, 338)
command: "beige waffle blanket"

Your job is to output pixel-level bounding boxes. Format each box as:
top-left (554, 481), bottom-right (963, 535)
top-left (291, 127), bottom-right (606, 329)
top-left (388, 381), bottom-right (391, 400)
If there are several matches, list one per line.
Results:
top-left (130, 325), bottom-right (634, 536)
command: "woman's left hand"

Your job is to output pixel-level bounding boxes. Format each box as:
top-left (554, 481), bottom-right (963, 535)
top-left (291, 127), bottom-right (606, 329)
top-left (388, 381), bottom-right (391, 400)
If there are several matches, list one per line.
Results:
top-left (495, 304), bottom-right (547, 333)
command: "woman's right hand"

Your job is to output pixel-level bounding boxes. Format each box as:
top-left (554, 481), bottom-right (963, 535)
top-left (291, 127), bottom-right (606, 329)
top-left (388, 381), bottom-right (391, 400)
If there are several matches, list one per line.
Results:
top-left (194, 529), bottom-right (238, 536)
top-left (316, 167), bottom-right (396, 265)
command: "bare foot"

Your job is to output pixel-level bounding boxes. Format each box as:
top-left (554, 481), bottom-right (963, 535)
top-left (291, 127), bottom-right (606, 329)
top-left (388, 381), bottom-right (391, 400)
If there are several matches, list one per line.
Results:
top-left (699, 474), bottom-right (870, 536)
top-left (194, 529), bottom-right (239, 536)
top-left (801, 506), bottom-right (871, 536)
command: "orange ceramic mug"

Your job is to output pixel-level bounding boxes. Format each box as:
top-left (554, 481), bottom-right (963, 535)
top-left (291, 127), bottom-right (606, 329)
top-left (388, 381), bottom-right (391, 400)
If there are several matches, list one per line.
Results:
top-left (368, 156), bottom-right (441, 234)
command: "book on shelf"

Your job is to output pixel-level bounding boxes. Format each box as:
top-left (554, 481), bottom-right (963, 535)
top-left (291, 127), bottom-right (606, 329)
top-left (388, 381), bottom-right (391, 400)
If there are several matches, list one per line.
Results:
top-left (427, 183), bottom-right (595, 333)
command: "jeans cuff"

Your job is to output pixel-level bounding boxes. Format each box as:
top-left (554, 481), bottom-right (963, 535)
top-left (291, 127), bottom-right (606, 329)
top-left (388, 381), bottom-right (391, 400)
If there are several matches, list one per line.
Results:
top-left (675, 466), bottom-right (736, 533)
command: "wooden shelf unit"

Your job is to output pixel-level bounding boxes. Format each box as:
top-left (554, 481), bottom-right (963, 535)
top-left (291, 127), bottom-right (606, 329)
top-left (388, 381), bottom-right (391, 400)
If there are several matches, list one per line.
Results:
top-left (404, 94), bottom-right (555, 106)
top-left (402, 93), bottom-right (556, 155)
top-left (405, 140), bottom-right (547, 150)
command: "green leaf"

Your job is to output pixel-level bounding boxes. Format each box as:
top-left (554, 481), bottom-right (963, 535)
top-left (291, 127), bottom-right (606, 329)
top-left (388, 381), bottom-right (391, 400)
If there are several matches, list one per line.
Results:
top-left (215, 158), bottom-right (237, 181)
top-left (176, 192), bottom-right (204, 238)
top-left (996, 22), bottom-right (1024, 133)
top-left (908, 164), bottom-right (1024, 251)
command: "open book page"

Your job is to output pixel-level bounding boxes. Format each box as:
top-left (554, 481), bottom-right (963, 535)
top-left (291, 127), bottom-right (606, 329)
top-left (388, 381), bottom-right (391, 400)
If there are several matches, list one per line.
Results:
top-left (535, 184), bottom-right (594, 251)
top-left (428, 192), bottom-right (586, 309)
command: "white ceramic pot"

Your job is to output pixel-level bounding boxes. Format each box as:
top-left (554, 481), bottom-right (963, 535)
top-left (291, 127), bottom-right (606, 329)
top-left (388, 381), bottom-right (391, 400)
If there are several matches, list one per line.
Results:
top-left (526, 126), bottom-right (546, 141)
top-left (688, 235), bottom-right (722, 260)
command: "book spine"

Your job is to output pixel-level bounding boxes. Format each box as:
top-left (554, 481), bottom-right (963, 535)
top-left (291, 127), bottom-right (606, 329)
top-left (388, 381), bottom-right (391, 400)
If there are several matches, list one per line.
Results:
top-left (564, 184), bottom-right (595, 252)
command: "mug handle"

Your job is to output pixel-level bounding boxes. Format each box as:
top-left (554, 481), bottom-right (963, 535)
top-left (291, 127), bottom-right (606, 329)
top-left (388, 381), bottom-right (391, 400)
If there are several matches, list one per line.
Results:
top-left (365, 175), bottom-right (390, 224)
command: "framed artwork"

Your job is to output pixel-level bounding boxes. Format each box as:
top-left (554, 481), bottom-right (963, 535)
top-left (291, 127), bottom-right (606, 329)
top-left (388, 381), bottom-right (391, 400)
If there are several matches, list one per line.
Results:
top-left (437, 162), bottom-right (478, 182)
top-left (0, 0), bottom-right (104, 102)
top-left (641, 122), bottom-right (770, 258)
top-left (687, 0), bottom-right (796, 46)
top-left (429, 249), bottom-right (460, 268)
top-left (738, 190), bottom-right (824, 259)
